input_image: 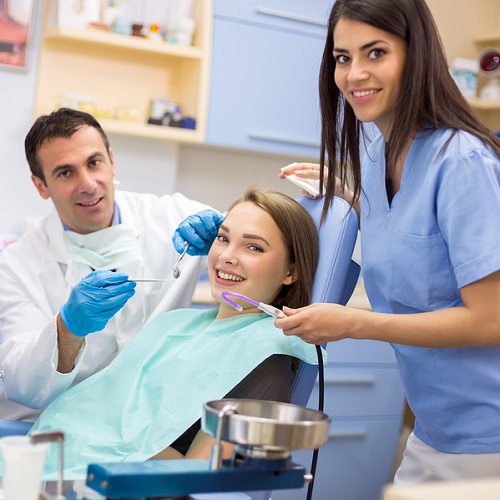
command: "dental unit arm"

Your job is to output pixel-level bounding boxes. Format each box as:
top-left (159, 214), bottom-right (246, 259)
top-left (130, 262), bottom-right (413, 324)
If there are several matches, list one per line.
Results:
top-left (85, 399), bottom-right (330, 499)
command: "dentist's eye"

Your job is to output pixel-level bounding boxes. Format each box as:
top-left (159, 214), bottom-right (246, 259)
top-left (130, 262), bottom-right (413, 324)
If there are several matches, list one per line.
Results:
top-left (58, 169), bottom-right (71, 178)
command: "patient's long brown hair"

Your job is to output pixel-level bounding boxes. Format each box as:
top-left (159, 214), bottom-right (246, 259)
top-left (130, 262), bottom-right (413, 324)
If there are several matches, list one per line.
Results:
top-left (228, 189), bottom-right (319, 310)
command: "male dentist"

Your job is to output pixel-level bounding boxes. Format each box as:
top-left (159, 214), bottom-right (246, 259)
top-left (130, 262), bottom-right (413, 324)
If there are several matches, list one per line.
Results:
top-left (0, 108), bottom-right (223, 422)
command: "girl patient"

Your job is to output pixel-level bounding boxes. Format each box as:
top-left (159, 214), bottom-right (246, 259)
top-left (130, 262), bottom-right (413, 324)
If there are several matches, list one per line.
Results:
top-left (30, 188), bottom-right (322, 477)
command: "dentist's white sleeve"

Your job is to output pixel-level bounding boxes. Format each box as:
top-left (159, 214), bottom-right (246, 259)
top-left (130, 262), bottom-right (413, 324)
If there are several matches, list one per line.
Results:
top-left (1, 316), bottom-right (86, 410)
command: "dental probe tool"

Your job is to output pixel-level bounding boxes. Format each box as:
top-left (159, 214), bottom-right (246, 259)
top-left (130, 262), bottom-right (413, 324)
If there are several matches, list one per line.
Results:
top-left (220, 291), bottom-right (285, 319)
top-left (129, 278), bottom-right (174, 283)
top-left (173, 242), bottom-right (190, 279)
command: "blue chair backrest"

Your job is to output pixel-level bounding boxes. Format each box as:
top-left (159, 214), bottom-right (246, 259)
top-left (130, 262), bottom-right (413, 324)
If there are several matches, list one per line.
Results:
top-left (290, 196), bottom-right (360, 407)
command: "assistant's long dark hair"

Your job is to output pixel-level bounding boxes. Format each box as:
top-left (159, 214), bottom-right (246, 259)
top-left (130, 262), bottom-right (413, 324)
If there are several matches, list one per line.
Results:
top-left (319, 0), bottom-right (500, 221)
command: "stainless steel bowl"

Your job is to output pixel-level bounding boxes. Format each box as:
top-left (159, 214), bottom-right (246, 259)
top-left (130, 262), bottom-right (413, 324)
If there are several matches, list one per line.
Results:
top-left (202, 399), bottom-right (330, 452)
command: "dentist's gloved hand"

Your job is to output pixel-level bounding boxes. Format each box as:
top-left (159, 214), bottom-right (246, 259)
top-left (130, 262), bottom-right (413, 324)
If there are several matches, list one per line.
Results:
top-left (172, 209), bottom-right (225, 256)
top-left (60, 270), bottom-right (136, 337)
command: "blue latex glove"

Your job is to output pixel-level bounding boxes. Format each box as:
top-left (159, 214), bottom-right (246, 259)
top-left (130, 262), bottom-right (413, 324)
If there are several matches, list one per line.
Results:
top-left (60, 270), bottom-right (136, 337)
top-left (172, 209), bottom-right (225, 256)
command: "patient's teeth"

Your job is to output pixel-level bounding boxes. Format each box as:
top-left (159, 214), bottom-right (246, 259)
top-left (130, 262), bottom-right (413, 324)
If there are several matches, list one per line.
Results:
top-left (218, 271), bottom-right (243, 281)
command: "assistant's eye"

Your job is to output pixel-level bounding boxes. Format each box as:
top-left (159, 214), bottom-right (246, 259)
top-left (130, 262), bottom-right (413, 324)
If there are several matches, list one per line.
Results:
top-left (368, 48), bottom-right (386, 60)
top-left (334, 54), bottom-right (350, 65)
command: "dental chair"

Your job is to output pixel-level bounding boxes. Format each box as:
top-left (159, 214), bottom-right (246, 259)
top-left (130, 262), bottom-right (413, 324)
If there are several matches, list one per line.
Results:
top-left (0, 418), bottom-right (32, 437)
top-left (0, 195), bottom-right (359, 499)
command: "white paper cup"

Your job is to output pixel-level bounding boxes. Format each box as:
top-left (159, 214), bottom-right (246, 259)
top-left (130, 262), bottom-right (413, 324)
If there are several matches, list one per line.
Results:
top-left (0, 436), bottom-right (49, 500)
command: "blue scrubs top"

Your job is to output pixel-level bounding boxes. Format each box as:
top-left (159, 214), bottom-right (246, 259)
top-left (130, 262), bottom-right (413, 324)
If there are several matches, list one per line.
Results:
top-left (361, 126), bottom-right (500, 453)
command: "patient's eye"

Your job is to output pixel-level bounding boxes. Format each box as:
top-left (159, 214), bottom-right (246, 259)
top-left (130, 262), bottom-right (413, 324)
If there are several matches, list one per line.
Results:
top-left (248, 244), bottom-right (263, 252)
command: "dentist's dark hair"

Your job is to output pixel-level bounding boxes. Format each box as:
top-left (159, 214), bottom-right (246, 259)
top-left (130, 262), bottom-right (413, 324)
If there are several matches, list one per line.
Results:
top-left (25, 108), bottom-right (111, 185)
top-left (318, 0), bottom-right (500, 221)
top-left (227, 188), bottom-right (319, 310)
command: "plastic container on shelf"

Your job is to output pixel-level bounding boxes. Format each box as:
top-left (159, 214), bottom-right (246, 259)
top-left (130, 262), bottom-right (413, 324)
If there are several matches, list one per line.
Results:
top-left (450, 57), bottom-right (479, 98)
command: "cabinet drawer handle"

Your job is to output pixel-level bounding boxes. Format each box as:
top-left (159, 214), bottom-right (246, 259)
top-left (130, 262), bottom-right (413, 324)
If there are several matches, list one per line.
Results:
top-left (248, 131), bottom-right (320, 148)
top-left (322, 375), bottom-right (376, 385)
top-left (329, 430), bottom-right (367, 439)
top-left (255, 7), bottom-right (328, 28)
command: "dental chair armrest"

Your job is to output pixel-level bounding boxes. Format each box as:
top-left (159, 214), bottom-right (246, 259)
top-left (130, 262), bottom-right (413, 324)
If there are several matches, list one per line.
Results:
top-left (0, 419), bottom-right (33, 437)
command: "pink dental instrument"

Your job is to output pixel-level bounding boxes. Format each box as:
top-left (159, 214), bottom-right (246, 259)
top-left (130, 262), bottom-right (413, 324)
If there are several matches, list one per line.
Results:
top-left (220, 291), bottom-right (285, 319)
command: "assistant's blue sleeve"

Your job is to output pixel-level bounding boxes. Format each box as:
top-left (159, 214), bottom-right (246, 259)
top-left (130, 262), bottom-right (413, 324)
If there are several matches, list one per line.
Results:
top-left (437, 145), bottom-right (500, 288)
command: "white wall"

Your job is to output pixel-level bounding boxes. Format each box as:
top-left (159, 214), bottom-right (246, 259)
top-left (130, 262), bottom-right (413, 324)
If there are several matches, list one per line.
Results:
top-left (108, 134), bottom-right (179, 196)
top-left (177, 145), bottom-right (308, 213)
top-left (0, 0), bottom-right (45, 236)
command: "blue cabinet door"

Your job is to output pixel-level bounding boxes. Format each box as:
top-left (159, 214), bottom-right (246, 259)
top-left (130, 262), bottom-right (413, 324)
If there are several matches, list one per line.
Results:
top-left (270, 336), bottom-right (405, 500)
top-left (308, 367), bottom-right (405, 417)
top-left (272, 420), bottom-right (402, 500)
top-left (215, 0), bottom-right (333, 37)
top-left (207, 18), bottom-right (325, 158)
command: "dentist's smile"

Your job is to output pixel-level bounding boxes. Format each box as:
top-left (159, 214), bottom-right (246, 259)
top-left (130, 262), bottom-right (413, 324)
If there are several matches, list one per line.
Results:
top-left (77, 197), bottom-right (102, 208)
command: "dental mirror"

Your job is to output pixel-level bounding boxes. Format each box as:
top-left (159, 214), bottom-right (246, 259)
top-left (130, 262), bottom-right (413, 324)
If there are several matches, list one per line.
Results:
top-left (173, 243), bottom-right (190, 279)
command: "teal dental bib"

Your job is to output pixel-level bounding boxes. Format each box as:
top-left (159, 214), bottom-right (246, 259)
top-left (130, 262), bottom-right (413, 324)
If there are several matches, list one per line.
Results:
top-left (29, 308), bottom-right (323, 479)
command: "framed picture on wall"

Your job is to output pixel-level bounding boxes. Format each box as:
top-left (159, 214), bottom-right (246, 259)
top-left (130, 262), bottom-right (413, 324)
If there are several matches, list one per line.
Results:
top-left (0, 0), bottom-right (34, 70)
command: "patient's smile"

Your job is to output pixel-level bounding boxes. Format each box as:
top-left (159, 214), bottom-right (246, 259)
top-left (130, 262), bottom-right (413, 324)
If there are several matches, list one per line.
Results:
top-left (217, 270), bottom-right (244, 282)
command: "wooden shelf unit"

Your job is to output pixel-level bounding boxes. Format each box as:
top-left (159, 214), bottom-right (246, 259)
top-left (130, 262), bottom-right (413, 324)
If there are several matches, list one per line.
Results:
top-left (35, 0), bottom-right (212, 143)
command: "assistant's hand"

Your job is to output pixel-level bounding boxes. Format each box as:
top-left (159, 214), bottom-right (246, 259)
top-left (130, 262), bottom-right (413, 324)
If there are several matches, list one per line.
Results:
top-left (279, 162), bottom-right (358, 212)
top-left (279, 162), bottom-right (326, 199)
top-left (60, 270), bottom-right (136, 337)
top-left (279, 162), bottom-right (323, 180)
top-left (172, 209), bottom-right (225, 256)
top-left (274, 303), bottom-right (353, 345)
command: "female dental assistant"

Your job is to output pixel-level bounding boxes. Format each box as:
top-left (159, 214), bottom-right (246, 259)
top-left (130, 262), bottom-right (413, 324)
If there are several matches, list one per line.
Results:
top-left (277, 0), bottom-right (500, 484)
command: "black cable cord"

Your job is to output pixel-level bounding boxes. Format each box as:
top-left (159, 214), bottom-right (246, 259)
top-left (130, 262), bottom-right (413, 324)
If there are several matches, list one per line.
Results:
top-left (306, 344), bottom-right (325, 500)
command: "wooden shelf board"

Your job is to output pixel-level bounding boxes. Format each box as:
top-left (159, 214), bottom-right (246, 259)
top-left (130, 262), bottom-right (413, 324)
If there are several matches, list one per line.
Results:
top-left (474, 32), bottom-right (500, 44)
top-left (99, 119), bottom-right (204, 142)
top-left (44, 27), bottom-right (203, 60)
top-left (467, 97), bottom-right (500, 110)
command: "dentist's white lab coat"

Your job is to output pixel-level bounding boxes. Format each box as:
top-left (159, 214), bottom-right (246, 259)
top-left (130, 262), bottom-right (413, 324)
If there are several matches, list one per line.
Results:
top-left (0, 191), bottom-right (209, 421)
